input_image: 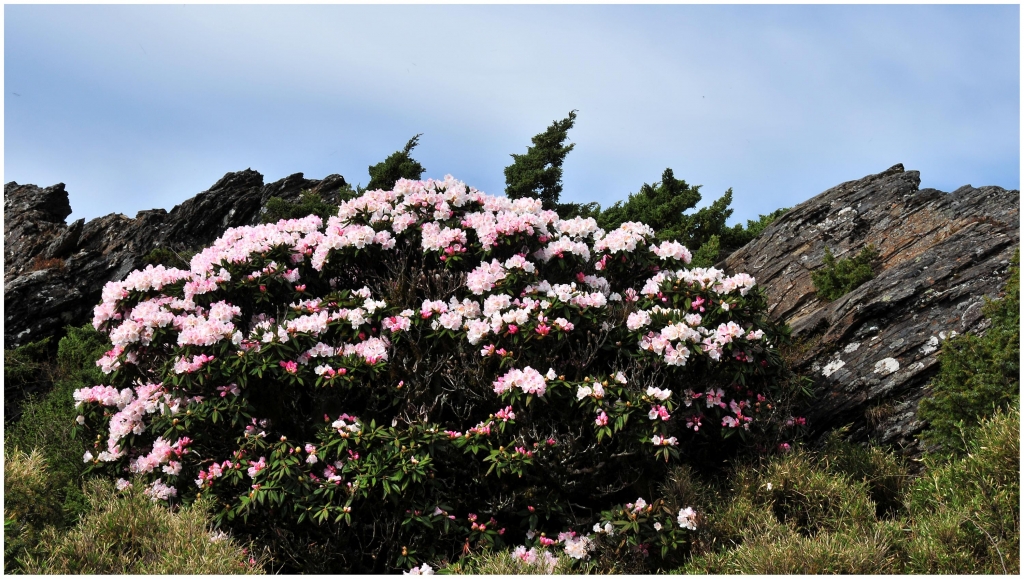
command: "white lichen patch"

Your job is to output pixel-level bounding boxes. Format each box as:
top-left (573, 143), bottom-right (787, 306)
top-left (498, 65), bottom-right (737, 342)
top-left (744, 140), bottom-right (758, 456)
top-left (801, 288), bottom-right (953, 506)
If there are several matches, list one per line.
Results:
top-left (843, 342), bottom-right (861, 354)
top-left (874, 357), bottom-right (899, 376)
top-left (920, 336), bottom-right (939, 356)
top-left (822, 359), bottom-right (846, 377)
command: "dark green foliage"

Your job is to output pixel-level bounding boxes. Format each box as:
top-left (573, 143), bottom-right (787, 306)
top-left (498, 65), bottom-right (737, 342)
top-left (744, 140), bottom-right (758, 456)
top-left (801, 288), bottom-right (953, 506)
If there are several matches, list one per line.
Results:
top-left (598, 169), bottom-right (787, 266)
top-left (918, 249), bottom-right (1019, 455)
top-left (261, 190), bottom-right (342, 224)
top-left (553, 200), bottom-right (601, 221)
top-left (504, 111), bottom-right (577, 210)
top-left (689, 235), bottom-right (721, 269)
top-left (4, 337), bottom-right (54, 423)
top-left (811, 245), bottom-right (880, 301)
top-left (741, 208), bottom-right (786, 241)
top-left (142, 246), bottom-right (197, 270)
top-left (598, 168), bottom-right (702, 242)
top-left (5, 326), bottom-right (112, 532)
top-left (366, 134), bottom-right (426, 192)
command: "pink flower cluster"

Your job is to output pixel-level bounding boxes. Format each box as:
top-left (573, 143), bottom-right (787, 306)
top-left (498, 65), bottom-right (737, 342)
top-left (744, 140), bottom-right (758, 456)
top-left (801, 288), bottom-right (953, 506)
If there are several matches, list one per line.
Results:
top-left (492, 367), bottom-right (549, 397)
top-left (512, 546), bottom-right (558, 572)
top-left (173, 353), bottom-right (216, 375)
top-left (131, 436), bottom-right (191, 475)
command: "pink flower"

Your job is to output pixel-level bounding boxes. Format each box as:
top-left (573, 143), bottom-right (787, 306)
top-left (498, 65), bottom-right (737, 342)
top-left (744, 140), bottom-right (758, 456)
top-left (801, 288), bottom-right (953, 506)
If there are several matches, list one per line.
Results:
top-left (595, 411), bottom-right (609, 426)
top-left (280, 360), bottom-right (298, 374)
top-left (648, 405), bottom-right (670, 421)
top-left (495, 406), bottom-right (517, 422)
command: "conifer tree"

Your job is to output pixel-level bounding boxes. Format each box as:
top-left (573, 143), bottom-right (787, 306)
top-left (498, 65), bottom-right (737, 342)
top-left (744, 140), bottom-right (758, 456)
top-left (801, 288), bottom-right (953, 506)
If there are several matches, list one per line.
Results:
top-left (367, 134), bottom-right (426, 191)
top-left (504, 111), bottom-right (577, 210)
top-left (599, 169), bottom-right (786, 265)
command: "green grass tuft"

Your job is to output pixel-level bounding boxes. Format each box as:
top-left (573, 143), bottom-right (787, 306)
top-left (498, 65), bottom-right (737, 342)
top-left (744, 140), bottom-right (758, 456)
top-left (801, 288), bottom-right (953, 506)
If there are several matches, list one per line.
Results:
top-left (20, 478), bottom-right (266, 574)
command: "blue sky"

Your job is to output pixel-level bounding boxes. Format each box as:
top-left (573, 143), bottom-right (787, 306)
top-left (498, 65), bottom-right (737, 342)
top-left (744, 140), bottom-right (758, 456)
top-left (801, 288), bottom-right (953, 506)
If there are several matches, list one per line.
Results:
top-left (5, 4), bottom-right (1020, 225)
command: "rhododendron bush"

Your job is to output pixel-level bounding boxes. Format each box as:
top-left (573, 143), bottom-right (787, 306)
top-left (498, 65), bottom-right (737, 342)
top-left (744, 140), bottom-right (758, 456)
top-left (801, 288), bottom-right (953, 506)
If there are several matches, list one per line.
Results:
top-left (77, 175), bottom-right (793, 572)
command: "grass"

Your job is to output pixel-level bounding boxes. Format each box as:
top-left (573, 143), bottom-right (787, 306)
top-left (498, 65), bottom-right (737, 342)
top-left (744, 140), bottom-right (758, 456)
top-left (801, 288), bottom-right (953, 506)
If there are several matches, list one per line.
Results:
top-left (19, 477), bottom-right (266, 574)
top-left (677, 407), bottom-right (1019, 575)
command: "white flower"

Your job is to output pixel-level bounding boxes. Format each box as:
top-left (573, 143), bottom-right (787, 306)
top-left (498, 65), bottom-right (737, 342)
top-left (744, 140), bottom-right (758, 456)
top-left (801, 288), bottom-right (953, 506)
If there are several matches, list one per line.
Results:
top-left (404, 563), bottom-right (434, 575)
top-left (766, 482), bottom-right (773, 490)
top-left (677, 507), bottom-right (697, 530)
top-left (83, 451), bottom-right (94, 462)
top-left (563, 535), bottom-right (594, 560)
top-left (654, 522), bottom-right (662, 531)
top-left (546, 368), bottom-right (557, 380)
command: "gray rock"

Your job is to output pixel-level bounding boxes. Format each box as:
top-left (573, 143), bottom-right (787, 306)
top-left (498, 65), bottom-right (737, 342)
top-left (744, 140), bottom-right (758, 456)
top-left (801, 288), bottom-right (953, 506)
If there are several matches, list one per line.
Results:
top-left (3, 171), bottom-right (348, 350)
top-left (721, 164), bottom-right (1019, 458)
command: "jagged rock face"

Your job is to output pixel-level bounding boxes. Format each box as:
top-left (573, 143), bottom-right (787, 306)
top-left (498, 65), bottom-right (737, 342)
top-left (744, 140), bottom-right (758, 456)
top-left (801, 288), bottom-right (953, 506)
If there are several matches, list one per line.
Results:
top-left (721, 164), bottom-right (1020, 457)
top-left (4, 170), bottom-right (348, 349)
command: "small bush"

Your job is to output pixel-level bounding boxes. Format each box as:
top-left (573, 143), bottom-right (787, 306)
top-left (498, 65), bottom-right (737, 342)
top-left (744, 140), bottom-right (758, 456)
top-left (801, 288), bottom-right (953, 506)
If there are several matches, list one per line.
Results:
top-left (819, 430), bottom-right (910, 518)
top-left (4, 337), bottom-right (55, 422)
top-left (678, 447), bottom-right (886, 574)
top-left (918, 248), bottom-right (1019, 455)
top-left (682, 521), bottom-right (903, 574)
top-left (4, 449), bottom-right (66, 573)
top-left (811, 244), bottom-right (880, 301)
top-left (751, 450), bottom-right (878, 537)
top-left (903, 406), bottom-right (1019, 574)
top-left (22, 478), bottom-right (266, 575)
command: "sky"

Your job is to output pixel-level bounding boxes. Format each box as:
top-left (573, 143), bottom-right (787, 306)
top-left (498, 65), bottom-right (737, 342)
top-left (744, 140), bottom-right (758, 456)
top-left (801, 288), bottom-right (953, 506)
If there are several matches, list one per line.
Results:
top-left (4, 4), bottom-right (1020, 225)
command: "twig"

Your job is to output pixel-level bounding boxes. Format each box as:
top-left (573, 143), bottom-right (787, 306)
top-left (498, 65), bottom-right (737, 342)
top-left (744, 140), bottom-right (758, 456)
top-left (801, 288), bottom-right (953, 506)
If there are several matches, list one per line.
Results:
top-left (968, 516), bottom-right (1007, 574)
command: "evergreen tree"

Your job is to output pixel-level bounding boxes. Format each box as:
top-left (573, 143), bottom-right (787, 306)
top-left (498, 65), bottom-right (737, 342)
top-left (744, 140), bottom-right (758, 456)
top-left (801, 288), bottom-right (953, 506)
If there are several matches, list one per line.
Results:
top-left (366, 134), bottom-right (426, 191)
top-left (599, 168), bottom-right (787, 265)
top-left (598, 168), bottom-right (702, 242)
top-left (504, 111), bottom-right (577, 210)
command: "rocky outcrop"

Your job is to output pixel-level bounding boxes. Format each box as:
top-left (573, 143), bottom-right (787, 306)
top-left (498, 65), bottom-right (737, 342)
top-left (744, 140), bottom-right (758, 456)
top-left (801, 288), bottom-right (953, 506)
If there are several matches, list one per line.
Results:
top-left (4, 171), bottom-right (348, 350)
top-left (721, 164), bottom-right (1019, 457)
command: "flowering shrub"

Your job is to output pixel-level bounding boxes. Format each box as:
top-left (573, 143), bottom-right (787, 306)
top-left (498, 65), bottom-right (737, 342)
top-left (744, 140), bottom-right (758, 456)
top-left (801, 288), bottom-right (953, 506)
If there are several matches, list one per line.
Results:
top-left (76, 175), bottom-right (793, 572)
